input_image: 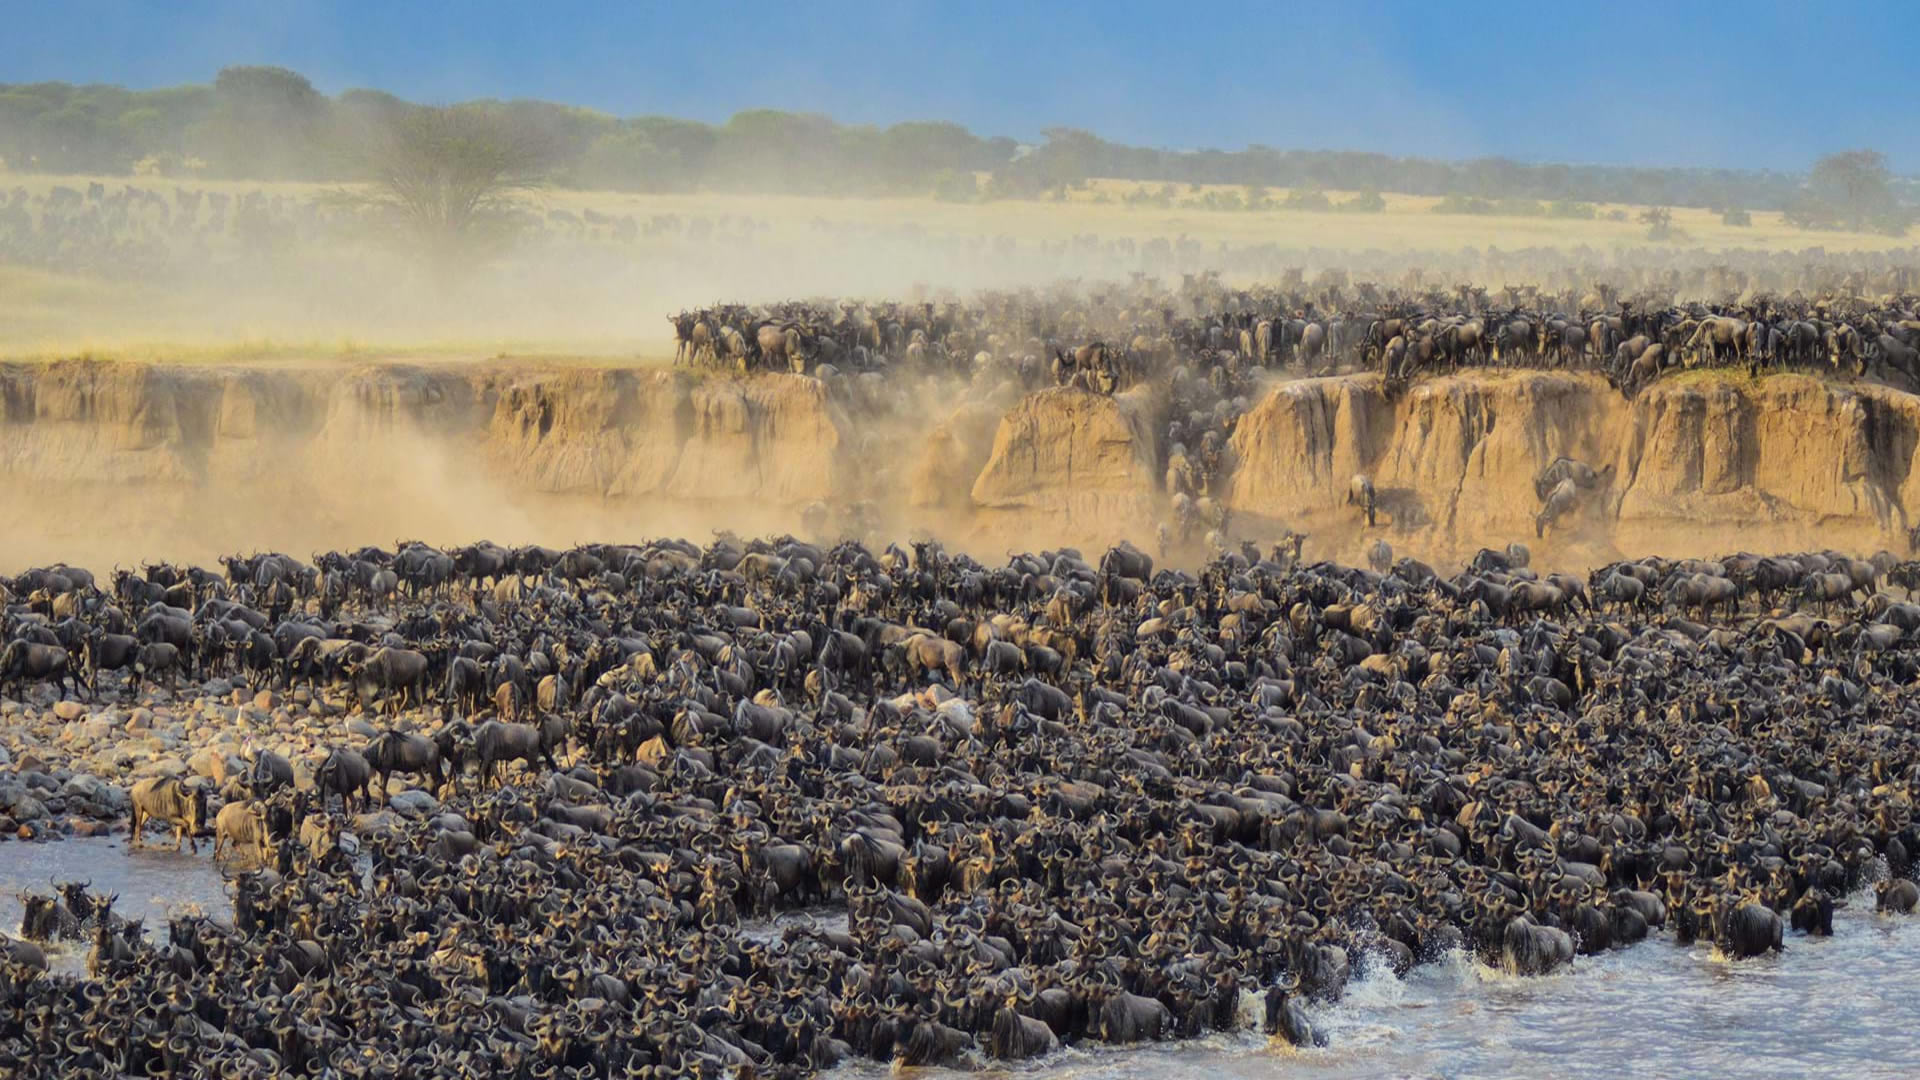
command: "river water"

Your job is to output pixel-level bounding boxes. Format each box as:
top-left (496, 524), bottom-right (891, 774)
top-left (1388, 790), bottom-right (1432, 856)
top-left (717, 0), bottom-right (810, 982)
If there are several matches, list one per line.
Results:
top-left (5, 839), bottom-right (1915, 1078)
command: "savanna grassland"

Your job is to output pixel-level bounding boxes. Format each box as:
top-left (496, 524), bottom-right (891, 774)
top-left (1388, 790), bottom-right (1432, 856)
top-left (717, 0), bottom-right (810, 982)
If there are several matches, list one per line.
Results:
top-left (3, 168), bottom-right (1911, 368)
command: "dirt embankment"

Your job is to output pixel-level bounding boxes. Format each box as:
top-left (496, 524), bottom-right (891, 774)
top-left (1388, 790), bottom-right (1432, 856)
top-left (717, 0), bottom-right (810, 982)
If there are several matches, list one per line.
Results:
top-left (1, 358), bottom-right (1914, 571)
top-left (1223, 371), bottom-right (1920, 565)
top-left (0, 360), bottom-right (857, 569)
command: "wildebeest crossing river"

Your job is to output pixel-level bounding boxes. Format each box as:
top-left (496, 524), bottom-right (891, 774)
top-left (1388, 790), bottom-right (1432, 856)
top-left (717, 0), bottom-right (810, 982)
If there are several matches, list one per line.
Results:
top-left (6, 533), bottom-right (1920, 1078)
top-left (3, 840), bottom-right (1917, 1078)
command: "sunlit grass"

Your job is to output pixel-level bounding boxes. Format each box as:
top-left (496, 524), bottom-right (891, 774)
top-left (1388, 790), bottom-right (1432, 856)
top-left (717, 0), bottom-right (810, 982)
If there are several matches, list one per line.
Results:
top-left (2, 169), bottom-right (1911, 367)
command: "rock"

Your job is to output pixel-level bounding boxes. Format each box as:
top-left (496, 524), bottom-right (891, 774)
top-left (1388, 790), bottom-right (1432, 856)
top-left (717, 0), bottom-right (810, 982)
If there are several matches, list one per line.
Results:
top-left (970, 385), bottom-right (1166, 532)
top-left (389, 790), bottom-right (440, 818)
top-left (0, 746), bottom-right (10, 767)
top-left (347, 718), bottom-right (380, 740)
top-left (72, 820), bottom-right (108, 838)
top-left (203, 679), bottom-right (233, 698)
top-left (127, 709), bottom-right (153, 731)
top-left (254, 691), bottom-right (279, 711)
top-left (10, 796), bottom-right (47, 823)
top-left (187, 747), bottom-right (230, 782)
top-left (0, 815), bottom-right (14, 835)
top-left (52, 700), bottom-right (88, 721)
top-left (61, 774), bottom-right (104, 801)
top-left (94, 783), bottom-right (130, 814)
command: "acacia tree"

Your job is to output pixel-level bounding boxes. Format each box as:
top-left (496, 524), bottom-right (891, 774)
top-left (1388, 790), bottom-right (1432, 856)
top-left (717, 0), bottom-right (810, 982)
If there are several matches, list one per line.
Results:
top-left (338, 103), bottom-right (560, 261)
top-left (1808, 149), bottom-right (1899, 232)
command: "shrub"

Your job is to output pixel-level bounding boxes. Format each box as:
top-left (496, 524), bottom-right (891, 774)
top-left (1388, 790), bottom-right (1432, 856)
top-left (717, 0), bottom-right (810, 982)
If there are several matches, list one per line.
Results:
top-left (1337, 190), bottom-right (1386, 213)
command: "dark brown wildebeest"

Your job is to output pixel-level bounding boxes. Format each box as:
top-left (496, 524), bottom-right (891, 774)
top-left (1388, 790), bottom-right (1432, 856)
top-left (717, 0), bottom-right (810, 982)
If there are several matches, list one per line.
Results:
top-left (1, 640), bottom-right (76, 699)
top-left (474, 716), bottom-right (569, 788)
top-left (365, 730), bottom-right (444, 796)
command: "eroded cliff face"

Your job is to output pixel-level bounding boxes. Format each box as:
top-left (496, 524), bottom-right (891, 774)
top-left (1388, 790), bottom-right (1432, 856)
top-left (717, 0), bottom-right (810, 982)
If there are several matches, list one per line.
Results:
top-left (1, 357), bottom-right (1915, 572)
top-left (0, 360), bottom-right (855, 569)
top-left (969, 385), bottom-right (1166, 537)
top-left (1223, 371), bottom-right (1917, 563)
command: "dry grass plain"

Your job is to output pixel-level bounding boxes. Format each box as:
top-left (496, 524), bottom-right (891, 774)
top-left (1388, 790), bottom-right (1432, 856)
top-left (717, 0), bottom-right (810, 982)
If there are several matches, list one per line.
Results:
top-left (2, 170), bottom-right (1912, 366)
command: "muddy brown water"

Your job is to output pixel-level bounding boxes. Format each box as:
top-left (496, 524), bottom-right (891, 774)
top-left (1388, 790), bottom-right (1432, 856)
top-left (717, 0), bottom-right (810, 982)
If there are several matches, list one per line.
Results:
top-left (4, 840), bottom-right (1917, 1078)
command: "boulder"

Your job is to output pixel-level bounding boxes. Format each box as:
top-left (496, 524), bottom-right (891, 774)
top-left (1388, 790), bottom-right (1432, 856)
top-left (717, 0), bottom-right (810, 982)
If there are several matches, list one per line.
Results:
top-left (52, 700), bottom-right (88, 722)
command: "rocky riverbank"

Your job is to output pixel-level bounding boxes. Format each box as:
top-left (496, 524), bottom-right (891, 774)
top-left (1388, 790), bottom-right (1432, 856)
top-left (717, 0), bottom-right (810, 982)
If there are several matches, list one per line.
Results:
top-left (0, 677), bottom-right (428, 841)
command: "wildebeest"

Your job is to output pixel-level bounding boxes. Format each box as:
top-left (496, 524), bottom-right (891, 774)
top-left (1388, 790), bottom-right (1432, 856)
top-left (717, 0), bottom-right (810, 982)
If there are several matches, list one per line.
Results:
top-left (128, 777), bottom-right (208, 852)
top-left (1, 640), bottom-right (76, 699)
top-left (315, 747), bottom-right (375, 813)
top-left (1536, 478), bottom-right (1581, 538)
top-left (346, 646), bottom-right (431, 714)
top-left (474, 716), bottom-right (569, 788)
top-left (1347, 474), bottom-right (1377, 527)
top-left (366, 730), bottom-right (444, 796)
top-left (131, 641), bottom-right (184, 696)
top-left (212, 799), bottom-right (275, 864)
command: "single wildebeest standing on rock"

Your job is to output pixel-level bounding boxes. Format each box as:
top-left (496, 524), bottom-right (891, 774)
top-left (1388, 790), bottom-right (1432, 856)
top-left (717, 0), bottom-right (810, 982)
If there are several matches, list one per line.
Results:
top-left (474, 716), bottom-right (569, 788)
top-left (1, 640), bottom-right (77, 699)
top-left (366, 730), bottom-right (444, 797)
top-left (346, 646), bottom-right (431, 714)
top-left (315, 747), bottom-right (375, 813)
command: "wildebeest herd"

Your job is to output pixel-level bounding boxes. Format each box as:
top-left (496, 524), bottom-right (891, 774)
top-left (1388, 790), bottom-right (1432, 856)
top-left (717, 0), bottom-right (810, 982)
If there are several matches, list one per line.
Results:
top-left (5, 531), bottom-right (1920, 1078)
top-left (668, 277), bottom-right (1920, 397)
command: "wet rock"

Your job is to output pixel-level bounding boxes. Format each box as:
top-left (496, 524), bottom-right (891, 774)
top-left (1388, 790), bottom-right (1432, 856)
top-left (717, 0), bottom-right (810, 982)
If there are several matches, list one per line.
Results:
top-left (10, 795), bottom-right (47, 823)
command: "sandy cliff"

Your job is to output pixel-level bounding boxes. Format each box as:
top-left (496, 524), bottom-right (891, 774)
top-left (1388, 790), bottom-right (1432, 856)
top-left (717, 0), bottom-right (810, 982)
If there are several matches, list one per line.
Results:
top-left (0, 358), bottom-right (1913, 570)
top-left (1223, 371), bottom-right (1914, 563)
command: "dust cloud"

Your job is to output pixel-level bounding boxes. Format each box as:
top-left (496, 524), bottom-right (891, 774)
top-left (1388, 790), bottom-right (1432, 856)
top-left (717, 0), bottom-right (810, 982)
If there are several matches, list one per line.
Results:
top-left (5, 176), bottom-right (1918, 576)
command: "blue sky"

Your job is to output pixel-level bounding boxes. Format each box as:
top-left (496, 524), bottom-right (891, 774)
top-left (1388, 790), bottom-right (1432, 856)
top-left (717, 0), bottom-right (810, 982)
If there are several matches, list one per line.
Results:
top-left (12, 1), bottom-right (1918, 172)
